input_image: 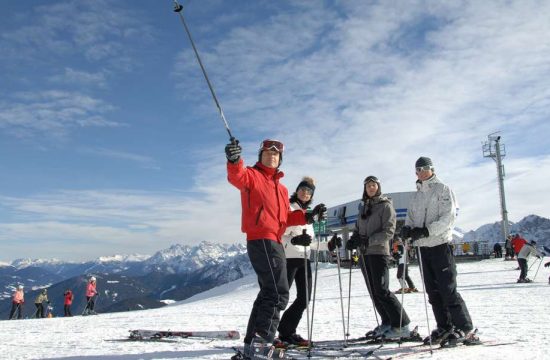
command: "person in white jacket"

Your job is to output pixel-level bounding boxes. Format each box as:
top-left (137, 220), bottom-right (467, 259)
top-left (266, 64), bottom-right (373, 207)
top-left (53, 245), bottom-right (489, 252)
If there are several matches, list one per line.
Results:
top-left (276, 177), bottom-right (338, 346)
top-left (402, 157), bottom-right (477, 346)
top-left (517, 240), bottom-right (543, 283)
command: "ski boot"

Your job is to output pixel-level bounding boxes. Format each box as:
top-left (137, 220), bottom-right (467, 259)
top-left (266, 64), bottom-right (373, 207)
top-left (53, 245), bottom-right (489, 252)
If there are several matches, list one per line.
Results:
top-left (365, 324), bottom-right (391, 339)
top-left (423, 327), bottom-right (453, 345)
top-left (248, 334), bottom-right (285, 359)
top-left (442, 328), bottom-right (481, 347)
top-left (381, 324), bottom-right (411, 340)
top-left (279, 333), bottom-right (309, 347)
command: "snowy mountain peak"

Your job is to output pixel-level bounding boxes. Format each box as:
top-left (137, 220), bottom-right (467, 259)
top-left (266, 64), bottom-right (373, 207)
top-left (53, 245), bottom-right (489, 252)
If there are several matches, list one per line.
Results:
top-left (463, 214), bottom-right (549, 247)
top-left (10, 257), bottom-right (68, 269)
top-left (96, 254), bottom-right (150, 263)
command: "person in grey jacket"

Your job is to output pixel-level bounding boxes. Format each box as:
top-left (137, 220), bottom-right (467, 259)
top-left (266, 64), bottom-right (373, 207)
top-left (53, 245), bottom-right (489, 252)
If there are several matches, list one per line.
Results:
top-left (402, 157), bottom-right (477, 346)
top-left (346, 176), bottom-right (411, 339)
top-left (517, 240), bottom-right (543, 283)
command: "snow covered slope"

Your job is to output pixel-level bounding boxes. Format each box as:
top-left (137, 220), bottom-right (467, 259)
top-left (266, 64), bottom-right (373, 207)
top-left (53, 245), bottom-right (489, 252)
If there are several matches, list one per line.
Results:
top-left (0, 258), bottom-right (548, 359)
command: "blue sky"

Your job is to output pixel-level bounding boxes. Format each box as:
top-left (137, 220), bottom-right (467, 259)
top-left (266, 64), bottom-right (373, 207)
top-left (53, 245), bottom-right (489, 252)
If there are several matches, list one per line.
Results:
top-left (1, 0), bottom-right (549, 262)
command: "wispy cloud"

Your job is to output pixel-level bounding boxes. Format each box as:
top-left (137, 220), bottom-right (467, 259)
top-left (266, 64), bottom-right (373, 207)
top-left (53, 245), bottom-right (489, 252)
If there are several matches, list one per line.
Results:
top-left (48, 67), bottom-right (108, 88)
top-left (174, 1), bottom-right (550, 229)
top-left (0, 90), bottom-right (122, 139)
top-left (80, 147), bottom-right (160, 170)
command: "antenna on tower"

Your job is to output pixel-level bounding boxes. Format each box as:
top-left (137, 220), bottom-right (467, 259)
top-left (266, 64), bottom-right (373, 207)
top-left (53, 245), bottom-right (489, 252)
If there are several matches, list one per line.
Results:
top-left (482, 132), bottom-right (510, 242)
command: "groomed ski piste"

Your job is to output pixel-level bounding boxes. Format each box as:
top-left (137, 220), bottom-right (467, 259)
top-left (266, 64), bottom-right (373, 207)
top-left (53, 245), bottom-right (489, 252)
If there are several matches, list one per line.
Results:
top-left (0, 257), bottom-right (548, 359)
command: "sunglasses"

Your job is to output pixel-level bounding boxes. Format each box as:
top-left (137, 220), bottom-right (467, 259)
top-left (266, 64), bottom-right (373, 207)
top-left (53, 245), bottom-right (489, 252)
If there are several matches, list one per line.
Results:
top-left (297, 186), bottom-right (313, 195)
top-left (260, 140), bottom-right (284, 153)
top-left (415, 165), bottom-right (432, 172)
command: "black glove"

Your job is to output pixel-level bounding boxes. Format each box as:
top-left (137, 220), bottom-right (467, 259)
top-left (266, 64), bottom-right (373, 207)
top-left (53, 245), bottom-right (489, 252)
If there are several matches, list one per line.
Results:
top-left (410, 227), bottom-right (429, 242)
top-left (225, 139), bottom-right (241, 163)
top-left (393, 252), bottom-right (401, 260)
top-left (545, 261), bottom-right (550, 268)
top-left (305, 203), bottom-right (327, 224)
top-left (400, 226), bottom-right (411, 239)
top-left (328, 234), bottom-right (342, 251)
top-left (291, 232), bottom-right (312, 247)
top-left (346, 231), bottom-right (360, 250)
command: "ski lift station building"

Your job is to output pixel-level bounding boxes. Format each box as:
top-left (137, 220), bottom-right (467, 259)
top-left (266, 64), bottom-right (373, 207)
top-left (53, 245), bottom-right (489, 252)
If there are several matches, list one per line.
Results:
top-left (326, 191), bottom-right (415, 239)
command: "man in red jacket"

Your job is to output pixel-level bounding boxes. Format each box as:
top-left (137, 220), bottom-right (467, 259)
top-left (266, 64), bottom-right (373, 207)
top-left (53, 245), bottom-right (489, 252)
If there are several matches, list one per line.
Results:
top-left (225, 139), bottom-right (326, 358)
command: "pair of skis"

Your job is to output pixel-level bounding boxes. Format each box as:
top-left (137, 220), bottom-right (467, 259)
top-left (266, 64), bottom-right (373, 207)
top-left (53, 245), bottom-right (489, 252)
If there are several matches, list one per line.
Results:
top-left (125, 329), bottom-right (240, 341)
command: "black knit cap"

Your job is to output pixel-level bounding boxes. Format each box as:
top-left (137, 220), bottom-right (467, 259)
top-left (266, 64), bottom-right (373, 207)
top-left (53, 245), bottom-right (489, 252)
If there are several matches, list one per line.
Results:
top-left (415, 156), bottom-right (433, 169)
top-left (297, 179), bottom-right (315, 195)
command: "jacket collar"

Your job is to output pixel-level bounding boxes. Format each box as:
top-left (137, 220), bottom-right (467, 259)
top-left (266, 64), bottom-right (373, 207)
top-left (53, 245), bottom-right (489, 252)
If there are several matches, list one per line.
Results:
top-left (255, 162), bottom-right (284, 179)
top-left (419, 174), bottom-right (439, 192)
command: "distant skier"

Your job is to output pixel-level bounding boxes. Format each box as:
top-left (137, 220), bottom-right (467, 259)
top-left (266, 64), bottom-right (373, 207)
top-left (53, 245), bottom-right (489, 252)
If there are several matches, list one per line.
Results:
top-left (493, 242), bottom-right (503, 258)
top-left (504, 235), bottom-right (514, 259)
top-left (402, 157), bottom-right (478, 346)
top-left (9, 285), bottom-right (24, 320)
top-left (84, 276), bottom-right (98, 315)
top-left (516, 240), bottom-right (543, 283)
top-left (64, 289), bottom-right (74, 317)
top-left (34, 289), bottom-right (49, 318)
top-left (346, 175), bottom-right (411, 339)
top-left (225, 139), bottom-right (326, 358)
top-left (393, 237), bottom-right (418, 293)
top-left (277, 176), bottom-right (337, 347)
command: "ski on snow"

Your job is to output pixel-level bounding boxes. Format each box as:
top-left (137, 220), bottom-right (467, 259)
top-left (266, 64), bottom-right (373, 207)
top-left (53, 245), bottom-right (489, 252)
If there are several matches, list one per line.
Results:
top-left (127, 329), bottom-right (240, 340)
top-left (385, 339), bottom-right (517, 359)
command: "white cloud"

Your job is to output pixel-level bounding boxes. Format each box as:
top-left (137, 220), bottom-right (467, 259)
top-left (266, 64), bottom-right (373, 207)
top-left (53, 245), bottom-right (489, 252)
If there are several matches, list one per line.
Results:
top-left (0, 90), bottom-right (121, 139)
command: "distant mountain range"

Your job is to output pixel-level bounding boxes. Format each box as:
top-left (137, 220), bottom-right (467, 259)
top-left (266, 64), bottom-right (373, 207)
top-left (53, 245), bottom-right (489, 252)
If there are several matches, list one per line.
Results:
top-left (0, 242), bottom-right (250, 319)
top-left (462, 214), bottom-right (550, 247)
top-left (1, 214), bottom-right (548, 319)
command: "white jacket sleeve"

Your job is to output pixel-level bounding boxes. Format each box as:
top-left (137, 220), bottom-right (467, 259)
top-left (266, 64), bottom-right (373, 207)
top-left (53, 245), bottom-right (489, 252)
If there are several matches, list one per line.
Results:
top-left (426, 185), bottom-right (456, 237)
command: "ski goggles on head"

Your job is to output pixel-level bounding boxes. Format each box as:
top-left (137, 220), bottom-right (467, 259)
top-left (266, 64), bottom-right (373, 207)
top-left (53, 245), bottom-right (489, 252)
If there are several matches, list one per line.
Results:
top-left (297, 186), bottom-right (314, 195)
top-left (260, 139), bottom-right (284, 153)
top-left (363, 176), bottom-right (379, 184)
top-left (415, 165), bottom-right (433, 173)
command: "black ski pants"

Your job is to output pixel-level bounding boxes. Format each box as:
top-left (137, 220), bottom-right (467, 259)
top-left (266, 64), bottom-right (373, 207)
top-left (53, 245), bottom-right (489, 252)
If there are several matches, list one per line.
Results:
top-left (397, 263), bottom-right (415, 289)
top-left (278, 257), bottom-right (312, 337)
top-left (245, 239), bottom-right (289, 344)
top-left (9, 302), bottom-right (23, 319)
top-left (418, 243), bottom-right (473, 332)
top-left (360, 254), bottom-right (410, 328)
top-left (34, 303), bottom-right (45, 318)
top-left (85, 296), bottom-right (95, 311)
top-left (518, 258), bottom-right (528, 279)
top-left (64, 304), bottom-right (72, 316)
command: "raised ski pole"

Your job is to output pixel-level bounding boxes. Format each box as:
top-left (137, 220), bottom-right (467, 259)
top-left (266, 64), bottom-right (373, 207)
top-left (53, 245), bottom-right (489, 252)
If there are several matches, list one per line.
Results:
top-left (334, 243), bottom-right (348, 347)
top-left (173, 0), bottom-right (235, 142)
top-left (416, 244), bottom-right (433, 354)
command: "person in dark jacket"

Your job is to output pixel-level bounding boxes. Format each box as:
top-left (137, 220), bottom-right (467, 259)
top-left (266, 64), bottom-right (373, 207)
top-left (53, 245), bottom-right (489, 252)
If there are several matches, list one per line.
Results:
top-left (225, 139), bottom-right (326, 357)
top-left (493, 242), bottom-right (503, 258)
top-left (346, 176), bottom-right (411, 339)
top-left (393, 237), bottom-right (418, 293)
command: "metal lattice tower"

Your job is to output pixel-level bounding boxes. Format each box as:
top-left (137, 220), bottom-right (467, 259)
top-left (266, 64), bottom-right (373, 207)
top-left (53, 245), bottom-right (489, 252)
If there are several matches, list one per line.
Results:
top-left (482, 132), bottom-right (509, 242)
